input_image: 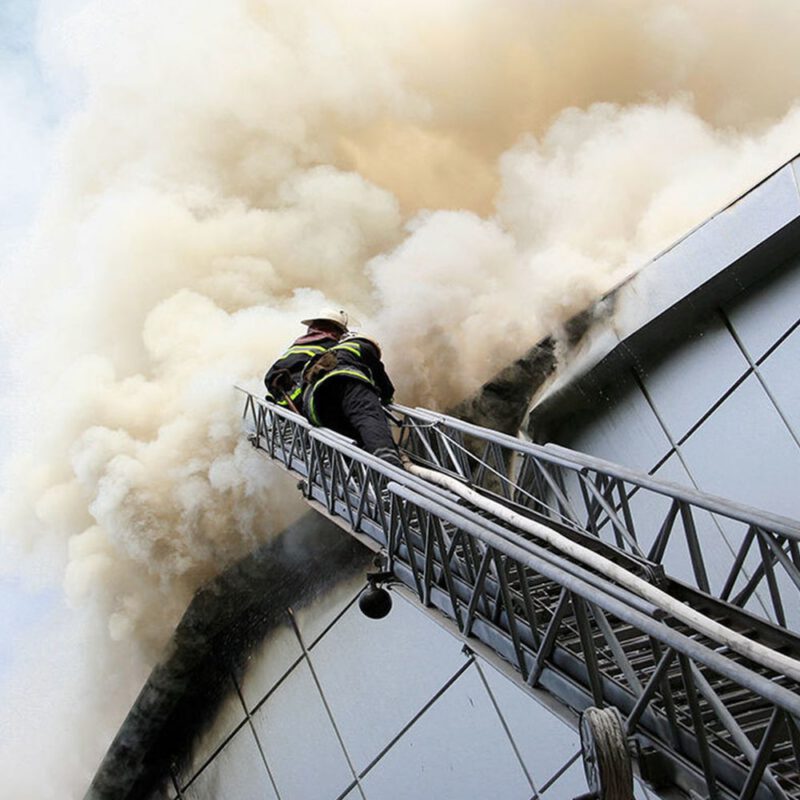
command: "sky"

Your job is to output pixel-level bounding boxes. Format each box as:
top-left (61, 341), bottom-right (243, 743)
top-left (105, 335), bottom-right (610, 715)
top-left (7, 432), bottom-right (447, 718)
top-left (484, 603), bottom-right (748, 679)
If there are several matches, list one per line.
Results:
top-left (0, 1), bottom-right (57, 251)
top-left (0, 0), bottom-right (61, 678)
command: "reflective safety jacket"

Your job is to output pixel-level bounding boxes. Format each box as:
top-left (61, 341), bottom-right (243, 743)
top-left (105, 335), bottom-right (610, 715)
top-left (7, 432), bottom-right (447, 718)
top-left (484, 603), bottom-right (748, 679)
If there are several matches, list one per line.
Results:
top-left (304, 336), bottom-right (395, 426)
top-left (264, 332), bottom-right (339, 408)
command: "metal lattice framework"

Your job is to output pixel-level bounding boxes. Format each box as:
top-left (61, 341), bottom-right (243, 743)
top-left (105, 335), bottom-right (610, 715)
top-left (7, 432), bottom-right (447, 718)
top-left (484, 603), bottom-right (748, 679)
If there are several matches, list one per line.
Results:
top-left (240, 389), bottom-right (800, 800)
top-left (394, 405), bottom-right (800, 634)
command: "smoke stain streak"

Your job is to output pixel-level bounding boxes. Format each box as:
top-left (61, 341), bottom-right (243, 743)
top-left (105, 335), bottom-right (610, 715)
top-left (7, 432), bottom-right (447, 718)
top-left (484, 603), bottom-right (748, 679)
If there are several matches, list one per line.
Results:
top-left (85, 512), bottom-right (369, 800)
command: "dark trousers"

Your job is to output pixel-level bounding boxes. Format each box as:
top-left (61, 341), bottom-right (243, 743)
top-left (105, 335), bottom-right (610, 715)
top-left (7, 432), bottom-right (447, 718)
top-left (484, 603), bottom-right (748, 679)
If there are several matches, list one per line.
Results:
top-left (311, 379), bottom-right (399, 462)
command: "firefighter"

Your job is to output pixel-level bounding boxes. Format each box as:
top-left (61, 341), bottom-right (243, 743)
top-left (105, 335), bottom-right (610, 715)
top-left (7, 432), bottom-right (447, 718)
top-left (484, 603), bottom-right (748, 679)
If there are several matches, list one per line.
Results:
top-left (264, 308), bottom-right (349, 412)
top-left (302, 331), bottom-right (403, 468)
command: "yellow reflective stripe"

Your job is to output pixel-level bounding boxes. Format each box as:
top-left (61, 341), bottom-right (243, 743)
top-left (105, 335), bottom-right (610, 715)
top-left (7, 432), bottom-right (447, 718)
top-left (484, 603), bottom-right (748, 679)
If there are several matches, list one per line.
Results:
top-left (307, 367), bottom-right (373, 425)
top-left (275, 386), bottom-right (302, 407)
top-left (279, 345), bottom-right (327, 358)
top-left (319, 367), bottom-right (371, 384)
top-left (331, 343), bottom-right (361, 356)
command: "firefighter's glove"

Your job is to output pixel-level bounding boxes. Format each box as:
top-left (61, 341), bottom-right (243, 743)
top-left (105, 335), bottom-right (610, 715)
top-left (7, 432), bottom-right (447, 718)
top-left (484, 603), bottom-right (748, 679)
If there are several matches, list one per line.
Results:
top-left (268, 369), bottom-right (294, 396)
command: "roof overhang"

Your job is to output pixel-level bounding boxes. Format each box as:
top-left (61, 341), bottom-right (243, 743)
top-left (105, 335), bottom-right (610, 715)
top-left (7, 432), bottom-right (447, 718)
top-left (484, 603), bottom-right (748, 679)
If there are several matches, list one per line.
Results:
top-left (526, 155), bottom-right (800, 438)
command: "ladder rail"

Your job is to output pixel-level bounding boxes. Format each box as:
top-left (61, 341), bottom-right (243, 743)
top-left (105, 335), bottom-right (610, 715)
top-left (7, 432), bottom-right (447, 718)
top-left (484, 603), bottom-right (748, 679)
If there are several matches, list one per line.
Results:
top-left (394, 404), bottom-right (800, 539)
top-left (392, 404), bottom-right (800, 631)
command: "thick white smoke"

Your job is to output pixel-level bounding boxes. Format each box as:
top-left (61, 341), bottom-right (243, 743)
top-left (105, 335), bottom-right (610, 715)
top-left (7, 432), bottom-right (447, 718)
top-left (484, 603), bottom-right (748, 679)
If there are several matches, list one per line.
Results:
top-left (3, 0), bottom-right (800, 795)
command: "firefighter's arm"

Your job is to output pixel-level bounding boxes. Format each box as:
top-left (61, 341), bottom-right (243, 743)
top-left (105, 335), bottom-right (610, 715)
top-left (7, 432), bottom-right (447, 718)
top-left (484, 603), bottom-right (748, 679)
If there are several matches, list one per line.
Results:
top-left (363, 342), bottom-right (394, 404)
top-left (264, 361), bottom-right (280, 392)
top-left (264, 364), bottom-right (277, 400)
top-left (377, 365), bottom-right (395, 404)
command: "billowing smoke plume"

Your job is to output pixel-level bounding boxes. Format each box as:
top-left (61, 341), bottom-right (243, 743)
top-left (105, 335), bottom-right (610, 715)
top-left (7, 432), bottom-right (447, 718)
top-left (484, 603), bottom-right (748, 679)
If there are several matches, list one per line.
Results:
top-left (3, 0), bottom-right (800, 795)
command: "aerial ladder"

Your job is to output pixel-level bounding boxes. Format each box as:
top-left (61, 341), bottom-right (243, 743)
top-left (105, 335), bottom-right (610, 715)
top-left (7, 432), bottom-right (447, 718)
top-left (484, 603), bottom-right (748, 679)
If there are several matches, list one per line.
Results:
top-left (239, 389), bottom-right (800, 800)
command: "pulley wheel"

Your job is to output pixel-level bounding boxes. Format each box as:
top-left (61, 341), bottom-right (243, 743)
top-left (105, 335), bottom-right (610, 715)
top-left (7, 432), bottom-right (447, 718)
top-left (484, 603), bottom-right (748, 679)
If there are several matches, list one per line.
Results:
top-left (579, 706), bottom-right (633, 800)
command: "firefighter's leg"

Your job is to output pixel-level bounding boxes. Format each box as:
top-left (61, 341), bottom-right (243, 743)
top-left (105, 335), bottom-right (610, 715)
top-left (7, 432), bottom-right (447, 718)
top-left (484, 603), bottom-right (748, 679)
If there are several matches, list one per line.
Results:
top-left (304, 380), bottom-right (360, 440)
top-left (340, 381), bottom-right (403, 468)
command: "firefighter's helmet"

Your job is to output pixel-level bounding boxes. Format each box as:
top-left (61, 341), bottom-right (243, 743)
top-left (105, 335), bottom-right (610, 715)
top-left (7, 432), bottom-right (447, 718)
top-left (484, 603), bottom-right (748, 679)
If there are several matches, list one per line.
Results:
top-left (300, 308), bottom-right (350, 331)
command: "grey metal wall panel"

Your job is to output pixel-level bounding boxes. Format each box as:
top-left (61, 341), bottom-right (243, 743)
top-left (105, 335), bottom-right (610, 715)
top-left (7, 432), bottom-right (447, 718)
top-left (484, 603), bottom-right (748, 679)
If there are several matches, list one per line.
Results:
top-left (294, 569), bottom-right (367, 647)
top-left (174, 677), bottom-right (247, 788)
top-left (755, 324), bottom-right (800, 444)
top-left (637, 318), bottom-right (749, 443)
top-left (557, 374), bottom-right (671, 472)
top-left (238, 619), bottom-right (302, 711)
top-left (359, 665), bottom-right (533, 800)
top-left (538, 756), bottom-right (587, 796)
top-left (475, 661), bottom-right (583, 795)
top-left (182, 725), bottom-right (277, 800)
top-left (725, 252), bottom-right (800, 362)
top-left (679, 375), bottom-right (800, 521)
top-left (307, 594), bottom-right (467, 772)
top-left (250, 659), bottom-right (354, 800)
